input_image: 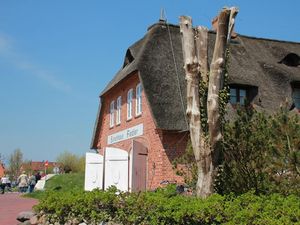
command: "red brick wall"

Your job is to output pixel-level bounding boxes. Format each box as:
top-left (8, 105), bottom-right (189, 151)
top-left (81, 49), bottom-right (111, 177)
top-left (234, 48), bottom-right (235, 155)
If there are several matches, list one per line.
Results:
top-left (0, 164), bottom-right (5, 177)
top-left (96, 71), bottom-right (188, 189)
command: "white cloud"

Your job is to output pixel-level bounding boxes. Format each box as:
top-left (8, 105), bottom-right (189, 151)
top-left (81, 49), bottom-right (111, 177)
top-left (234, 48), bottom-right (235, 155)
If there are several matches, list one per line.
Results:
top-left (17, 61), bottom-right (72, 93)
top-left (0, 33), bottom-right (71, 93)
top-left (0, 35), bottom-right (10, 50)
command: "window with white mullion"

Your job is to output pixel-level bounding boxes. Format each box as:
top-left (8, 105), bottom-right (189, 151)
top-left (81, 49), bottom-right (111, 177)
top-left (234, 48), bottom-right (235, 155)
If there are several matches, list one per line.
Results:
top-left (109, 101), bottom-right (115, 127)
top-left (136, 83), bottom-right (142, 115)
top-left (127, 89), bottom-right (133, 120)
top-left (116, 96), bottom-right (122, 125)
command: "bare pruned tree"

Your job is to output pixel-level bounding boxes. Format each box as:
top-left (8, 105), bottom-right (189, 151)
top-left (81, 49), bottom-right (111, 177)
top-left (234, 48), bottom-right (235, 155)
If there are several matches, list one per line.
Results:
top-left (180, 7), bottom-right (238, 197)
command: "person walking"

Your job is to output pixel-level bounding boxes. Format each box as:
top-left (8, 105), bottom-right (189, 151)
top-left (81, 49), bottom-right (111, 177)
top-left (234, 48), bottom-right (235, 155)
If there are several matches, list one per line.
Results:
top-left (6, 176), bottom-right (11, 192)
top-left (1, 174), bottom-right (9, 194)
top-left (28, 174), bottom-right (36, 193)
top-left (0, 175), bottom-right (4, 194)
top-left (35, 171), bottom-right (41, 182)
top-left (17, 171), bottom-right (28, 193)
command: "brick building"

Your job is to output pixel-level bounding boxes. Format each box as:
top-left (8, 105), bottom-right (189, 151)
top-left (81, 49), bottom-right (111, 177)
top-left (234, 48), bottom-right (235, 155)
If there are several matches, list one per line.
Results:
top-left (21, 161), bottom-right (57, 173)
top-left (91, 20), bottom-right (300, 191)
top-left (0, 163), bottom-right (5, 177)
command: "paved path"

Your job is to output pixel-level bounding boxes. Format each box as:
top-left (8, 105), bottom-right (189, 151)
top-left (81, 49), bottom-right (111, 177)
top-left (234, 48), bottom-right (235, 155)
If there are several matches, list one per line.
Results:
top-left (0, 193), bottom-right (38, 225)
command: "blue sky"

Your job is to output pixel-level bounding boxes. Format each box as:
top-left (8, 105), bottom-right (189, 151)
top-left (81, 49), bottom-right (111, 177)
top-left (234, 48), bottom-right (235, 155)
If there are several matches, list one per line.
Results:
top-left (0, 1), bottom-right (299, 163)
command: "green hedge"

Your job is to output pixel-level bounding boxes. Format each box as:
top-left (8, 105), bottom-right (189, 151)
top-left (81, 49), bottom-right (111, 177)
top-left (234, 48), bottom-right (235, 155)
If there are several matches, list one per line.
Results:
top-left (35, 185), bottom-right (300, 225)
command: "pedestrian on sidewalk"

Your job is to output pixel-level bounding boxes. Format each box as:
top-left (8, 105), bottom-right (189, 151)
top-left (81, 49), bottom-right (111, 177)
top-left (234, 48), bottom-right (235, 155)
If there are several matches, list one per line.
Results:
top-left (35, 171), bottom-right (41, 182)
top-left (28, 174), bottom-right (36, 193)
top-left (1, 174), bottom-right (9, 194)
top-left (6, 176), bottom-right (11, 192)
top-left (0, 176), bottom-right (4, 194)
top-left (17, 171), bottom-right (28, 193)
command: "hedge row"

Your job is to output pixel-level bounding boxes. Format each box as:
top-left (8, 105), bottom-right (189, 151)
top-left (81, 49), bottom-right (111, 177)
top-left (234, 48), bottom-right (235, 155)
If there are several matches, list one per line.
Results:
top-left (35, 186), bottom-right (300, 225)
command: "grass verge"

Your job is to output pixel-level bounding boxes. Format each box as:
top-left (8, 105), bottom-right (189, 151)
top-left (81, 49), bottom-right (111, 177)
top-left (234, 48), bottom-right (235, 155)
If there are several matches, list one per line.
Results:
top-left (24, 172), bottom-right (84, 200)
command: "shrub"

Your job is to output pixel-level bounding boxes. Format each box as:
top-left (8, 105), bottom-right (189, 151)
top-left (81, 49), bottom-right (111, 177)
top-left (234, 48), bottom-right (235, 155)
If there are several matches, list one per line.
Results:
top-left (217, 106), bottom-right (300, 195)
top-left (174, 106), bottom-right (300, 196)
top-left (56, 151), bottom-right (85, 173)
top-left (34, 186), bottom-right (300, 225)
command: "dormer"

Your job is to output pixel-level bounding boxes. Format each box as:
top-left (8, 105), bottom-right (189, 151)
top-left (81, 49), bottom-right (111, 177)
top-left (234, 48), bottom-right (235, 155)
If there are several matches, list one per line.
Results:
top-left (123, 49), bottom-right (134, 68)
top-left (279, 53), bottom-right (300, 67)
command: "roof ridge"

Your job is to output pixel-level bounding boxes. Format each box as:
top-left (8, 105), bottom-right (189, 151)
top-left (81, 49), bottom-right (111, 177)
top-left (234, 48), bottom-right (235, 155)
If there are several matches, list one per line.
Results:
top-left (150, 21), bottom-right (300, 45)
top-left (236, 33), bottom-right (300, 45)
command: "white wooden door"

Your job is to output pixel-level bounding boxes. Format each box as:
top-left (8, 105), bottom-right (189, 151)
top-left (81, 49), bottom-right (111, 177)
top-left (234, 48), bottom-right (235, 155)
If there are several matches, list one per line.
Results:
top-left (84, 152), bottom-right (103, 191)
top-left (130, 140), bottom-right (147, 192)
top-left (104, 147), bottom-right (129, 191)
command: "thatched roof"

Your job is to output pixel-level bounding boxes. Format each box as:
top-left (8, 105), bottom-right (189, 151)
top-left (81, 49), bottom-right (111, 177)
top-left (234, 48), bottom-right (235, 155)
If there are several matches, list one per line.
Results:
top-left (91, 21), bottom-right (300, 149)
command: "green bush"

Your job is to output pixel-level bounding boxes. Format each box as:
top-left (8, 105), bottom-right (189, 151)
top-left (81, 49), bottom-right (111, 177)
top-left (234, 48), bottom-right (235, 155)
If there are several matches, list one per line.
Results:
top-left (174, 106), bottom-right (300, 196)
top-left (217, 106), bottom-right (300, 195)
top-left (34, 186), bottom-right (300, 225)
top-left (56, 151), bottom-right (85, 173)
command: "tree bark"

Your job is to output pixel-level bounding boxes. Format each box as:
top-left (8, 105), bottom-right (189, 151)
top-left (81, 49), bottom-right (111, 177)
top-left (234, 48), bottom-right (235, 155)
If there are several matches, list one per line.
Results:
top-left (207, 9), bottom-right (231, 152)
top-left (180, 7), bottom-right (238, 198)
top-left (179, 17), bottom-right (201, 151)
top-left (179, 16), bottom-right (203, 192)
top-left (180, 17), bottom-right (213, 197)
top-left (227, 7), bottom-right (239, 44)
top-left (194, 26), bottom-right (213, 197)
top-left (195, 26), bottom-right (209, 85)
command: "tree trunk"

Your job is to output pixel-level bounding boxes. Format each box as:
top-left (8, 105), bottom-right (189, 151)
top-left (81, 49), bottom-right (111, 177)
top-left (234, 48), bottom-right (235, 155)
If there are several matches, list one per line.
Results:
top-left (206, 6), bottom-right (238, 168)
top-left (179, 15), bottom-right (202, 191)
top-left (180, 17), bottom-right (213, 197)
top-left (194, 26), bottom-right (213, 197)
top-left (206, 8), bottom-right (232, 193)
top-left (180, 7), bottom-right (238, 198)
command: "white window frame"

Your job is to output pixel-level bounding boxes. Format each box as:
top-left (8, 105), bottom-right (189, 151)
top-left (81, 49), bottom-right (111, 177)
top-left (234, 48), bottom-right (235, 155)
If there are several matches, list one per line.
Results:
top-left (136, 83), bottom-right (142, 116)
top-left (127, 89), bottom-right (133, 120)
top-left (116, 96), bottom-right (122, 125)
top-left (109, 101), bottom-right (115, 128)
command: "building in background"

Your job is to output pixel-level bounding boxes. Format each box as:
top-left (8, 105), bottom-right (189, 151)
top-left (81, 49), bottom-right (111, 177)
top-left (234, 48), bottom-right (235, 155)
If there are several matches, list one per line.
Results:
top-left (0, 163), bottom-right (5, 177)
top-left (90, 20), bottom-right (300, 192)
top-left (21, 161), bottom-right (58, 174)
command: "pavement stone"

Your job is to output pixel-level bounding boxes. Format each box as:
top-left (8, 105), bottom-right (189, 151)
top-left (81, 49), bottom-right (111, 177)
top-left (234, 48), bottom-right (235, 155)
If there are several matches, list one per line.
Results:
top-left (0, 192), bottom-right (38, 225)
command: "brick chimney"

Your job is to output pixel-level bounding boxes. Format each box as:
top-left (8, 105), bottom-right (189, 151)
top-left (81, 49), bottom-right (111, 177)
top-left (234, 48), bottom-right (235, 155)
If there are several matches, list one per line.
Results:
top-left (211, 16), bottom-right (218, 32)
top-left (211, 16), bottom-right (238, 38)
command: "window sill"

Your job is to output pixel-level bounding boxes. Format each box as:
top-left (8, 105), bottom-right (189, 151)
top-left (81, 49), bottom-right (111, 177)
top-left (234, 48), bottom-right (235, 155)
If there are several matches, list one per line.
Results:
top-left (126, 117), bottom-right (132, 122)
top-left (135, 113), bottom-right (142, 118)
top-left (230, 103), bottom-right (253, 110)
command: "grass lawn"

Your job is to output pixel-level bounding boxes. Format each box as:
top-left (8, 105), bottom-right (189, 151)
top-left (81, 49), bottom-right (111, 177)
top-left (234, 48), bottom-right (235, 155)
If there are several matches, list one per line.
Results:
top-left (25, 172), bottom-right (84, 199)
